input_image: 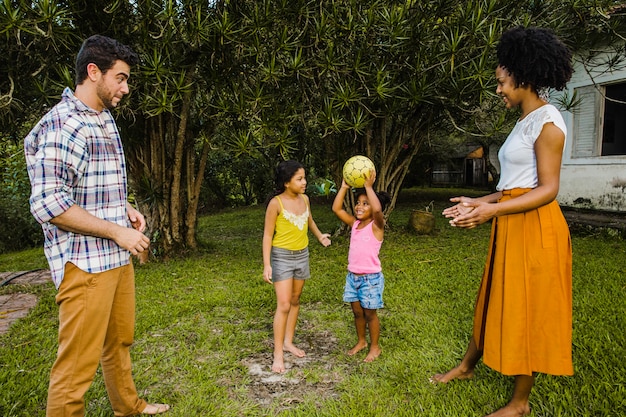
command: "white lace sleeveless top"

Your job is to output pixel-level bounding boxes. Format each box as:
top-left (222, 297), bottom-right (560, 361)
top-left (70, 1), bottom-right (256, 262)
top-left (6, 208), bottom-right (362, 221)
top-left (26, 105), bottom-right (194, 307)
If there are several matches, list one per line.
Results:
top-left (496, 104), bottom-right (566, 191)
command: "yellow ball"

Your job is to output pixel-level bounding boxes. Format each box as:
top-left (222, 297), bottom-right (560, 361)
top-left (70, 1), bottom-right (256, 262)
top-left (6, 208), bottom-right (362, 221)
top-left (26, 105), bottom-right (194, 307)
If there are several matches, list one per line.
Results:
top-left (342, 155), bottom-right (375, 188)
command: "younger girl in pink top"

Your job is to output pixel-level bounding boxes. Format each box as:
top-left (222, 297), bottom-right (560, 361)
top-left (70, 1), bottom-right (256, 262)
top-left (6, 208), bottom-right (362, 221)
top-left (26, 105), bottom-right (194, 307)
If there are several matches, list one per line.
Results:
top-left (332, 169), bottom-right (391, 362)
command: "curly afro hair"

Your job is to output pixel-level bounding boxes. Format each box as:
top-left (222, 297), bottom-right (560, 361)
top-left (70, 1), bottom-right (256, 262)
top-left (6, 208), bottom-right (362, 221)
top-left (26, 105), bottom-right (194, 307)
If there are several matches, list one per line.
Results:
top-left (497, 26), bottom-right (573, 91)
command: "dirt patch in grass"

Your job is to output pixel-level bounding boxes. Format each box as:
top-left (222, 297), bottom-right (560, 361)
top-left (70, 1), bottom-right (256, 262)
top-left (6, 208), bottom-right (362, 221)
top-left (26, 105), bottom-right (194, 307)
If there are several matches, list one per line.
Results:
top-left (240, 320), bottom-right (347, 412)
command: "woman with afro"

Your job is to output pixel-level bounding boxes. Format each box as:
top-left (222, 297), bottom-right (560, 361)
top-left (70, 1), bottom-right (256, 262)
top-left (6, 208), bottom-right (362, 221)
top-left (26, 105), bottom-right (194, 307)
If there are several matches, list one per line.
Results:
top-left (430, 26), bottom-right (574, 417)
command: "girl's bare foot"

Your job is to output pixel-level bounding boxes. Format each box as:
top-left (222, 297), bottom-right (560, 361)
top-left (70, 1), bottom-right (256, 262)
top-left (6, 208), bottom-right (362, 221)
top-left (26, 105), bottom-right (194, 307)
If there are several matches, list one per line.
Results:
top-left (485, 402), bottom-right (531, 417)
top-left (272, 356), bottom-right (286, 373)
top-left (429, 365), bottom-right (474, 384)
top-left (347, 341), bottom-right (368, 356)
top-left (364, 345), bottom-right (381, 362)
top-left (283, 343), bottom-right (306, 358)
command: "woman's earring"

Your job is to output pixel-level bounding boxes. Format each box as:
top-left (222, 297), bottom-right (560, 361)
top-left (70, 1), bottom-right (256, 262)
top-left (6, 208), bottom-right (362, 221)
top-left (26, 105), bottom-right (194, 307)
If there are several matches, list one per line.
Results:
top-left (538, 87), bottom-right (550, 100)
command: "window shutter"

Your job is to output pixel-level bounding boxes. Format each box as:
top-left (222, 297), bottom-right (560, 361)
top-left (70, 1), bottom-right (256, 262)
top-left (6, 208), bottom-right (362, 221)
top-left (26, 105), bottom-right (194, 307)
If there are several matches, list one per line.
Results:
top-left (572, 85), bottom-right (601, 158)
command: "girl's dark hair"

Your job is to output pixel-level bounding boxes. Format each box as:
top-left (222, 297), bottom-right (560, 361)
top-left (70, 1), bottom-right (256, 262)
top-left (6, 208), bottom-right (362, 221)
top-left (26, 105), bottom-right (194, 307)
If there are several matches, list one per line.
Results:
top-left (354, 189), bottom-right (392, 211)
top-left (265, 160), bottom-right (305, 205)
top-left (496, 26), bottom-right (573, 91)
top-left (75, 35), bottom-right (139, 85)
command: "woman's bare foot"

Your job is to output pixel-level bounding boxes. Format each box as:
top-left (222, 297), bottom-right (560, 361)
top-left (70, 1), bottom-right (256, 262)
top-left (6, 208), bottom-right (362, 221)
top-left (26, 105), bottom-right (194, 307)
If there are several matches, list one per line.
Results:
top-left (272, 356), bottom-right (286, 373)
top-left (485, 402), bottom-right (531, 417)
top-left (364, 345), bottom-right (381, 362)
top-left (283, 343), bottom-right (306, 358)
top-left (347, 341), bottom-right (368, 356)
top-left (429, 365), bottom-right (474, 384)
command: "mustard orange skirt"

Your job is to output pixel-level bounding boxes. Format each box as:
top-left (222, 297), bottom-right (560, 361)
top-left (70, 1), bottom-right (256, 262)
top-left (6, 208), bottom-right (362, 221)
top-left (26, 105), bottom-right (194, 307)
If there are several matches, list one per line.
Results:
top-left (473, 189), bottom-right (573, 376)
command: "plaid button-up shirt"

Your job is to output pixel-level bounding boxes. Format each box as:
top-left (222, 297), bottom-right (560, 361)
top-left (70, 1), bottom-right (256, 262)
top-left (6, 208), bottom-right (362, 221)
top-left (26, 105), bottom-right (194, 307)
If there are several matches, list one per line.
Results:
top-left (24, 87), bottom-right (131, 288)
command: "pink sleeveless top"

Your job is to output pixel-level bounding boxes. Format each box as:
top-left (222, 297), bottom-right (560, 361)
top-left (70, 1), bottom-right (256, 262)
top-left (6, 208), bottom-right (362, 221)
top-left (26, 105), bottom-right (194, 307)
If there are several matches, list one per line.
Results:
top-left (348, 220), bottom-right (382, 274)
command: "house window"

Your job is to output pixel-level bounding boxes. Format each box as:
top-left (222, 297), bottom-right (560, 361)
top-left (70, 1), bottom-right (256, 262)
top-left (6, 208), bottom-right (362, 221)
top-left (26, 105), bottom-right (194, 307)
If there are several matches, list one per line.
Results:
top-left (601, 83), bottom-right (626, 155)
top-left (572, 82), bottom-right (626, 157)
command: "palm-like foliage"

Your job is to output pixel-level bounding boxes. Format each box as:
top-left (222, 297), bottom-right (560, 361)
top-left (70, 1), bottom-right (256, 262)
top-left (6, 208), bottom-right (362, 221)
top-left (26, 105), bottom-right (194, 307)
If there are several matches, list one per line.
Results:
top-left (2, 0), bottom-right (626, 254)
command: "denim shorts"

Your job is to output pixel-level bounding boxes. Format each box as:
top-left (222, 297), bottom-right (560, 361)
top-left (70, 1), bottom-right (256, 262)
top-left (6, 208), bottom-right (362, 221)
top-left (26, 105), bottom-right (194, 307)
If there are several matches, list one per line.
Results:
top-left (343, 271), bottom-right (384, 309)
top-left (271, 247), bottom-right (310, 282)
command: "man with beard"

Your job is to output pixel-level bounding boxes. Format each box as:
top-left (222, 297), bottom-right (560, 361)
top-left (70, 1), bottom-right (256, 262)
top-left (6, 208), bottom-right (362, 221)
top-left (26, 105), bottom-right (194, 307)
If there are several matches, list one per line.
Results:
top-left (25, 35), bottom-right (169, 416)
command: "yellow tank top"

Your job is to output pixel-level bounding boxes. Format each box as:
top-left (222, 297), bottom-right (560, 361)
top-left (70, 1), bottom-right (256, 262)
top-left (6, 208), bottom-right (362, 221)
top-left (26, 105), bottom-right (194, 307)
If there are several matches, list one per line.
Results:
top-left (272, 195), bottom-right (309, 251)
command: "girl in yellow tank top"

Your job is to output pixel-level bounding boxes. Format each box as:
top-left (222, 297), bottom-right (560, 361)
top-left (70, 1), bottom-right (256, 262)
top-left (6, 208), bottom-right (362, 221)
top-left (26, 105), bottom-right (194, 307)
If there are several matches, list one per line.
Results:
top-left (262, 160), bottom-right (331, 374)
top-left (272, 194), bottom-right (310, 251)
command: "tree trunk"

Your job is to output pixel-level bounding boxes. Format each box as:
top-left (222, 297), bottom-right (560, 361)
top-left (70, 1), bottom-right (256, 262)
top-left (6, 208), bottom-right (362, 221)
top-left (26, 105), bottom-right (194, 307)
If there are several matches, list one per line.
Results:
top-left (185, 133), bottom-right (212, 248)
top-left (362, 113), bottom-right (427, 216)
top-left (169, 86), bottom-right (192, 247)
top-left (127, 91), bottom-right (210, 256)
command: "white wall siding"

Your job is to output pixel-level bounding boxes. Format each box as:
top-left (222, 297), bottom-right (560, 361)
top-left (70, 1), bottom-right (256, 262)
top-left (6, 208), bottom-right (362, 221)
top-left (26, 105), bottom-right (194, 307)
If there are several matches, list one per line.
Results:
top-left (556, 54), bottom-right (626, 212)
top-left (559, 164), bottom-right (626, 211)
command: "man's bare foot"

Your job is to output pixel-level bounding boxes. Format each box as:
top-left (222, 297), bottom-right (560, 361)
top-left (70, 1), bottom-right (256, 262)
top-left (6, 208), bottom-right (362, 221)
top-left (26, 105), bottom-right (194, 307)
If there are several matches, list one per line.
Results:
top-left (347, 341), bottom-right (368, 356)
top-left (283, 343), bottom-right (306, 358)
top-left (429, 365), bottom-right (474, 384)
top-left (272, 356), bottom-right (286, 373)
top-left (141, 403), bottom-right (170, 415)
top-left (485, 403), bottom-right (531, 417)
top-left (364, 345), bottom-right (381, 362)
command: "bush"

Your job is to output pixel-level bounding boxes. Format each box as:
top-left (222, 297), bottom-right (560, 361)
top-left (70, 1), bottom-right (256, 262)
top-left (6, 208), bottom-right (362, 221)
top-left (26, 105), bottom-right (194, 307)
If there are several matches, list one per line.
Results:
top-left (0, 141), bottom-right (42, 254)
top-left (201, 150), bottom-right (274, 210)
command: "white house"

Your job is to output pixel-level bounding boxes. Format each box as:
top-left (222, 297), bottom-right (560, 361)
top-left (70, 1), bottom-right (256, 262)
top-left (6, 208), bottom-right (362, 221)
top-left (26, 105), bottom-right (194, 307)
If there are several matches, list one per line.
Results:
top-left (557, 53), bottom-right (626, 212)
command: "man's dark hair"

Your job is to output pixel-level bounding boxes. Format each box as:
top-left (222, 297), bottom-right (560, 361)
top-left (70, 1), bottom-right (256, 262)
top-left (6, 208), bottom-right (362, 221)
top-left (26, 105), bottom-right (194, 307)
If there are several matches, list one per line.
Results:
top-left (496, 26), bottom-right (573, 91)
top-left (75, 35), bottom-right (139, 85)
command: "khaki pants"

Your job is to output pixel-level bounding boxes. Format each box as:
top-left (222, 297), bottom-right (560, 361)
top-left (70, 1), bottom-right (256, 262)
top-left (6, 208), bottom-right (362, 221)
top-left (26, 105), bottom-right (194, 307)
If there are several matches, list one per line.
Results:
top-left (47, 262), bottom-right (147, 417)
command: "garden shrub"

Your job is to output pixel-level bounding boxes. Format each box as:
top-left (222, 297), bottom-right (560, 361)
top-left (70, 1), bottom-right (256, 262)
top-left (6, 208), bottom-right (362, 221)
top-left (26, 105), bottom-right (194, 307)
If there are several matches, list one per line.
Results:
top-left (0, 142), bottom-right (42, 254)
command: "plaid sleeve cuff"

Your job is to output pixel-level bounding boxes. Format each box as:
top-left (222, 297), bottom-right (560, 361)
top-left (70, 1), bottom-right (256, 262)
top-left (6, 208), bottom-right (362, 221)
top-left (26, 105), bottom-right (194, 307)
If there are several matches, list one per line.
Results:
top-left (30, 193), bottom-right (74, 224)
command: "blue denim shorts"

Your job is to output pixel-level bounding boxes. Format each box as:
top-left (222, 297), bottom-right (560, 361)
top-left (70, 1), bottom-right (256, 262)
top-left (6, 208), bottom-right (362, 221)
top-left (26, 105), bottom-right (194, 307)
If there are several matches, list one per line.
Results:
top-left (271, 247), bottom-right (310, 282)
top-left (343, 271), bottom-right (384, 309)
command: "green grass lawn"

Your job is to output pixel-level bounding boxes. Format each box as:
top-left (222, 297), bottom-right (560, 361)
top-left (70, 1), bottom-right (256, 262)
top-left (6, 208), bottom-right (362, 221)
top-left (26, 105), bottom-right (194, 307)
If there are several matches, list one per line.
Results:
top-left (1, 187), bottom-right (625, 416)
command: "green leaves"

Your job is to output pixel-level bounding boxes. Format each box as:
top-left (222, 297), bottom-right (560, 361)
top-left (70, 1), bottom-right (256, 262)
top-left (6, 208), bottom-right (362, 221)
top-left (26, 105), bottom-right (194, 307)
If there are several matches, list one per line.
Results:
top-left (3, 0), bottom-right (626, 254)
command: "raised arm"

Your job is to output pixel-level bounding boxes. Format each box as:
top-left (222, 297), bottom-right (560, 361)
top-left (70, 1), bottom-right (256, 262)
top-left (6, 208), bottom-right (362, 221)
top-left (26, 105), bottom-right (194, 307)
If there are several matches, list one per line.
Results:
top-left (363, 170), bottom-right (385, 230)
top-left (332, 179), bottom-right (356, 227)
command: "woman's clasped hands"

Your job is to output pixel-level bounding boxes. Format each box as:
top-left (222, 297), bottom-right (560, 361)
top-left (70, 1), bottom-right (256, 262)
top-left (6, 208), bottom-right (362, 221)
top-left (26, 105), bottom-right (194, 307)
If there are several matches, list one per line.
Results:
top-left (442, 196), bottom-right (496, 229)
